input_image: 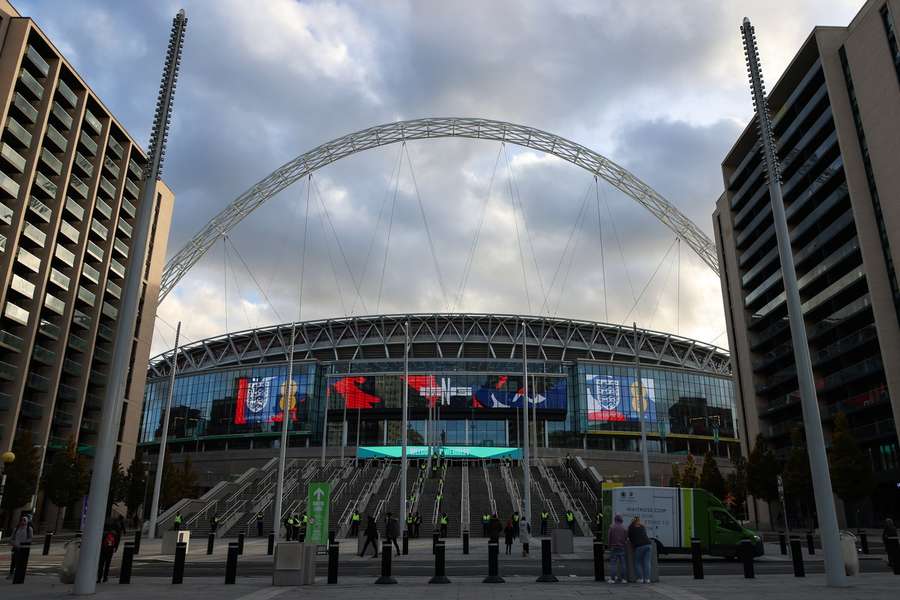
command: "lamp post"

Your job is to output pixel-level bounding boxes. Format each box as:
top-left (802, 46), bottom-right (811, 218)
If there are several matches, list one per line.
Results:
top-left (0, 450), bottom-right (15, 519)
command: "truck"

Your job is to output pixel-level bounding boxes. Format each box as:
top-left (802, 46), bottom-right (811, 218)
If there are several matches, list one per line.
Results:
top-left (601, 486), bottom-right (763, 558)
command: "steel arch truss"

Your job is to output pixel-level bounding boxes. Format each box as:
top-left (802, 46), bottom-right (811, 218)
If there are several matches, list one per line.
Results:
top-left (159, 117), bottom-right (719, 300)
top-left (148, 313), bottom-right (731, 379)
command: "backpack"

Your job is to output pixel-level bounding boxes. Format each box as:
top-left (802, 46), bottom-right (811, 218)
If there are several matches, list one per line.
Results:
top-left (104, 532), bottom-right (117, 548)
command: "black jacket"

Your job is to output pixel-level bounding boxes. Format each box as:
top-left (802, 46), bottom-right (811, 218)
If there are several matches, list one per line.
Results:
top-left (628, 522), bottom-right (651, 547)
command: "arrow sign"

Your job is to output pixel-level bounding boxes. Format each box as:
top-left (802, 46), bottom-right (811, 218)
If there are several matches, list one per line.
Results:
top-left (306, 482), bottom-right (330, 545)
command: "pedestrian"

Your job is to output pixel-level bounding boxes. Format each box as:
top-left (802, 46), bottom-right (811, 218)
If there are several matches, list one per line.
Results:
top-left (173, 512), bottom-right (183, 531)
top-left (540, 510), bottom-right (549, 536)
top-left (283, 513), bottom-right (294, 541)
top-left (488, 514), bottom-right (503, 542)
top-left (7, 515), bottom-right (32, 580)
top-left (595, 510), bottom-right (604, 536)
top-left (256, 512), bottom-right (264, 537)
top-left (504, 519), bottom-right (514, 555)
top-left (607, 513), bottom-right (627, 584)
top-left (360, 516), bottom-right (379, 558)
top-left (96, 523), bottom-right (118, 583)
top-left (884, 518), bottom-right (897, 568)
top-left (628, 516), bottom-right (652, 583)
top-left (298, 513), bottom-right (309, 542)
top-left (439, 512), bottom-right (449, 538)
top-left (565, 509), bottom-right (575, 530)
top-left (414, 512), bottom-right (422, 538)
top-left (386, 512), bottom-right (401, 555)
top-left (210, 512), bottom-right (220, 535)
top-left (405, 512), bottom-right (414, 538)
top-left (520, 517), bottom-right (531, 557)
top-left (512, 511), bottom-right (520, 538)
top-left (115, 515), bottom-right (126, 551)
top-left (350, 508), bottom-right (361, 537)
top-left (482, 512), bottom-right (490, 536)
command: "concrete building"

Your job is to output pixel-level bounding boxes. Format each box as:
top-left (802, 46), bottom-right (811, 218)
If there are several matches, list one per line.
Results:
top-left (714, 0), bottom-right (900, 524)
top-left (0, 1), bottom-right (174, 524)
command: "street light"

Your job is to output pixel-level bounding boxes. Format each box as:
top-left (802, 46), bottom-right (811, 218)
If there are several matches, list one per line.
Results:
top-left (0, 451), bottom-right (15, 517)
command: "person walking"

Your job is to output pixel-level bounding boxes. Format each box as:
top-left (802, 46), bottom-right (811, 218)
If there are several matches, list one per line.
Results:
top-left (439, 512), bottom-right (449, 538)
top-left (210, 512), bottom-right (220, 535)
top-left (405, 512), bottom-right (414, 539)
top-left (114, 515), bottom-right (127, 552)
top-left (482, 512), bottom-right (490, 536)
top-left (883, 518), bottom-right (897, 568)
top-left (607, 514), bottom-right (627, 584)
top-left (628, 516), bottom-right (652, 583)
top-left (565, 509), bottom-right (575, 531)
top-left (504, 519), bottom-right (514, 555)
top-left (283, 513), bottom-right (294, 541)
top-left (96, 523), bottom-right (118, 583)
top-left (520, 517), bottom-right (531, 557)
top-left (360, 516), bottom-right (379, 558)
top-left (7, 515), bottom-right (32, 580)
top-left (350, 508), bottom-right (361, 537)
top-left (298, 513), bottom-right (310, 542)
top-left (173, 512), bottom-right (183, 531)
top-left (256, 512), bottom-right (264, 537)
top-left (540, 510), bottom-right (549, 536)
top-left (512, 511), bottom-right (520, 539)
top-left (386, 512), bottom-right (401, 555)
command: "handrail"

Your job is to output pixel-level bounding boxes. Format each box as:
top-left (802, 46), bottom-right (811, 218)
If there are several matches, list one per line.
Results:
top-left (482, 460), bottom-right (497, 515)
top-left (531, 471), bottom-right (559, 524)
top-left (460, 462), bottom-right (470, 534)
top-left (542, 459), bottom-right (591, 533)
top-left (500, 463), bottom-right (521, 516)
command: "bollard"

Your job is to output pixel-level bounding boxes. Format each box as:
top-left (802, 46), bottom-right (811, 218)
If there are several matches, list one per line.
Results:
top-left (463, 530), bottom-right (469, 555)
top-left (267, 532), bottom-right (275, 556)
top-left (432, 530), bottom-right (439, 554)
top-left (806, 531), bottom-right (815, 555)
top-left (329, 530), bottom-right (336, 544)
top-left (690, 538), bottom-right (703, 580)
top-left (173, 541), bottom-right (187, 584)
top-left (790, 539), bottom-right (805, 577)
top-left (133, 530), bottom-right (142, 555)
top-left (859, 531), bottom-right (869, 555)
top-left (119, 542), bottom-right (135, 584)
top-left (537, 538), bottom-right (558, 583)
top-left (375, 540), bottom-right (397, 584)
top-left (888, 536), bottom-right (900, 575)
top-left (225, 542), bottom-right (238, 584)
top-left (12, 542), bottom-right (30, 584)
top-left (778, 532), bottom-right (787, 556)
top-left (328, 541), bottom-right (340, 584)
top-left (42, 532), bottom-right (53, 556)
top-left (237, 532), bottom-right (245, 555)
top-left (402, 529), bottom-right (409, 555)
top-left (483, 539), bottom-right (504, 583)
top-left (740, 539), bottom-right (755, 579)
top-left (593, 538), bottom-right (604, 582)
top-left (207, 532), bottom-right (215, 555)
top-left (430, 540), bottom-right (450, 584)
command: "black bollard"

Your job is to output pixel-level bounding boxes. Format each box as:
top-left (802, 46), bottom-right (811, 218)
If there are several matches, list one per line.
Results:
top-left (133, 530), bottom-right (142, 555)
top-left (207, 532), bottom-right (215, 555)
top-left (328, 541), bottom-right (340, 584)
top-left (173, 541), bottom-right (187, 584)
top-left (12, 542), bottom-right (30, 584)
top-left (267, 532), bottom-right (275, 555)
top-left (225, 542), bottom-right (238, 584)
top-left (463, 530), bottom-right (469, 555)
top-left (483, 539), bottom-right (504, 583)
top-left (790, 539), bottom-right (805, 577)
top-left (778, 532), bottom-right (787, 555)
top-left (329, 530), bottom-right (336, 544)
top-left (859, 531), bottom-right (869, 555)
top-left (537, 538), bottom-right (558, 583)
top-left (888, 536), bottom-right (900, 575)
top-left (740, 539), bottom-right (755, 579)
top-left (432, 530), bottom-right (439, 554)
top-left (430, 540), bottom-right (450, 584)
top-left (402, 529), bottom-right (409, 555)
top-left (375, 540), bottom-right (397, 584)
top-left (806, 531), bottom-right (815, 555)
top-left (42, 532), bottom-right (53, 556)
top-left (593, 538), bottom-right (604, 582)
top-left (119, 542), bottom-right (135, 584)
top-left (690, 538), bottom-right (704, 580)
top-left (237, 532), bottom-right (245, 555)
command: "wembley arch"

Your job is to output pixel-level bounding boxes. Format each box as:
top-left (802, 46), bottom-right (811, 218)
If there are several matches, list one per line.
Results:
top-left (158, 117), bottom-right (719, 301)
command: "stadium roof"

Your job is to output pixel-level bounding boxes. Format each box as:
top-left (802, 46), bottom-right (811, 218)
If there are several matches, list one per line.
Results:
top-left (148, 313), bottom-right (731, 379)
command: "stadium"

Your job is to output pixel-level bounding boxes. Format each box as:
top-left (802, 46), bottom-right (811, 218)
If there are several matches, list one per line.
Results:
top-left (138, 312), bottom-right (738, 538)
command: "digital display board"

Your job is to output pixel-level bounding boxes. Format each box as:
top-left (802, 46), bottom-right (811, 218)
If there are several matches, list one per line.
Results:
top-left (233, 374), bottom-right (309, 424)
top-left (585, 374), bottom-right (656, 422)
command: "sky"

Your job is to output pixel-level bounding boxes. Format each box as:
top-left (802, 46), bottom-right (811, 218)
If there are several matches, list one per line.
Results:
top-left (19, 0), bottom-right (863, 357)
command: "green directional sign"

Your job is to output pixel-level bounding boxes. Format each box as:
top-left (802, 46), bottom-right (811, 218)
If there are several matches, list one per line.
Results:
top-left (306, 481), bottom-right (330, 545)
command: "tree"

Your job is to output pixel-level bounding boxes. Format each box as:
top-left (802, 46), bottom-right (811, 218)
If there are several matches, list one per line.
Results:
top-left (1, 430), bottom-right (40, 528)
top-left (668, 462), bottom-right (681, 487)
top-left (106, 459), bottom-right (127, 516)
top-left (160, 451), bottom-right (179, 509)
top-left (178, 455), bottom-right (199, 499)
top-left (42, 438), bottom-right (89, 531)
top-left (828, 412), bottom-right (875, 527)
top-left (699, 451), bottom-right (727, 501)
top-left (725, 455), bottom-right (749, 519)
top-left (746, 434), bottom-right (779, 503)
top-left (680, 454), bottom-right (699, 488)
top-left (125, 450), bottom-right (148, 520)
top-left (782, 428), bottom-right (814, 526)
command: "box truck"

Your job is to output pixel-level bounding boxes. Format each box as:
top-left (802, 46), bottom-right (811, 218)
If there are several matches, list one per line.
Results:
top-left (602, 486), bottom-right (763, 558)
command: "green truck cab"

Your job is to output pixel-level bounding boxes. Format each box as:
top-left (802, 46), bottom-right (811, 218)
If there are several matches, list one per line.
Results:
top-left (601, 486), bottom-right (763, 558)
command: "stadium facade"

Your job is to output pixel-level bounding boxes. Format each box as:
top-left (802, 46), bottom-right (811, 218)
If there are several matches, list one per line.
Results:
top-left (138, 314), bottom-right (738, 483)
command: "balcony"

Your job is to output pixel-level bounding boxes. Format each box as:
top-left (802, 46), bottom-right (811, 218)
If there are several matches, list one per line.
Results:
top-left (69, 175), bottom-right (89, 198)
top-left (44, 124), bottom-right (67, 152)
top-left (51, 101), bottom-right (73, 130)
top-left (38, 319), bottom-right (60, 340)
top-left (43, 293), bottom-right (64, 315)
top-left (56, 79), bottom-right (77, 107)
top-left (6, 115), bottom-right (33, 148)
top-left (58, 219), bottom-right (79, 243)
top-left (117, 218), bottom-right (132, 237)
top-left (29, 196), bottom-right (52, 222)
top-left (128, 159), bottom-right (142, 179)
top-left (1, 142), bottom-right (27, 172)
top-left (107, 137), bottom-right (123, 159)
top-left (74, 152), bottom-right (94, 177)
top-left (12, 92), bottom-right (38, 124)
top-left (99, 176), bottom-right (115, 198)
top-left (40, 147), bottom-right (63, 175)
top-left (65, 196), bottom-right (85, 220)
top-left (18, 68), bottom-right (44, 100)
top-left (32, 344), bottom-right (56, 365)
top-left (103, 156), bottom-right (120, 178)
top-left (83, 109), bottom-right (102, 134)
top-left (95, 197), bottom-right (111, 219)
top-left (0, 170), bottom-right (20, 199)
top-left (121, 198), bottom-right (135, 217)
top-left (124, 178), bottom-right (139, 199)
top-left (33, 171), bottom-right (57, 198)
top-left (0, 329), bottom-right (25, 352)
top-left (79, 130), bottom-right (97, 155)
top-left (68, 333), bottom-right (87, 353)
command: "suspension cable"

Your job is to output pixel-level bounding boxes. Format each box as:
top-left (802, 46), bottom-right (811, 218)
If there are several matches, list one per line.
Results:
top-left (676, 237), bottom-right (681, 335)
top-left (504, 147), bottom-right (531, 312)
top-left (225, 235), bottom-right (284, 324)
top-left (620, 237), bottom-right (679, 327)
top-left (376, 144), bottom-right (404, 314)
top-left (403, 143), bottom-right (450, 311)
top-left (552, 194), bottom-right (589, 318)
top-left (601, 186), bottom-right (637, 305)
top-left (223, 235), bottom-right (255, 330)
top-left (296, 169), bottom-right (311, 324)
top-left (648, 239), bottom-right (679, 331)
top-left (504, 145), bottom-right (547, 311)
top-left (595, 177), bottom-right (608, 323)
top-left (313, 178), bottom-right (348, 316)
top-left (222, 236), bottom-right (228, 333)
top-left (453, 142), bottom-right (504, 312)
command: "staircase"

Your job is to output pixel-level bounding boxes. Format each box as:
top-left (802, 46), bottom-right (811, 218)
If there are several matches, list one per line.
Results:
top-left (469, 461), bottom-right (493, 536)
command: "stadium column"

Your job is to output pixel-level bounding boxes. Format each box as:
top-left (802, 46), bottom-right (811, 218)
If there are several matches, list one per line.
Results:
top-left (149, 322), bottom-right (180, 540)
top-left (634, 323), bottom-right (650, 486)
top-left (400, 320), bottom-right (409, 532)
top-left (274, 321), bottom-right (297, 540)
top-left (521, 321), bottom-right (531, 522)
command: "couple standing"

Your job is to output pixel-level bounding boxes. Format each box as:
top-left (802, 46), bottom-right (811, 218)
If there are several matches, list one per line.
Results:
top-left (607, 514), bottom-right (653, 584)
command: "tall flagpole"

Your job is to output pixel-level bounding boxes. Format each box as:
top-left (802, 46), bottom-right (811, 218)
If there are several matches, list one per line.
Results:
top-left (741, 17), bottom-right (846, 586)
top-left (75, 10), bottom-right (187, 595)
top-left (147, 321), bottom-right (180, 540)
top-left (634, 323), bottom-right (650, 486)
top-left (522, 321), bottom-right (531, 523)
top-left (400, 320), bottom-right (409, 531)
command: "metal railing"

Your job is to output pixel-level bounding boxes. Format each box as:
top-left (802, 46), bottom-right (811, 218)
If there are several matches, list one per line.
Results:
top-left (460, 462), bottom-right (470, 533)
top-left (482, 460), bottom-right (497, 515)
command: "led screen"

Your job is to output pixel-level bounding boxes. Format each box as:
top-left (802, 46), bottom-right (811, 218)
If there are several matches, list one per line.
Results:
top-left (234, 374), bottom-right (309, 424)
top-left (585, 374), bottom-right (656, 422)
